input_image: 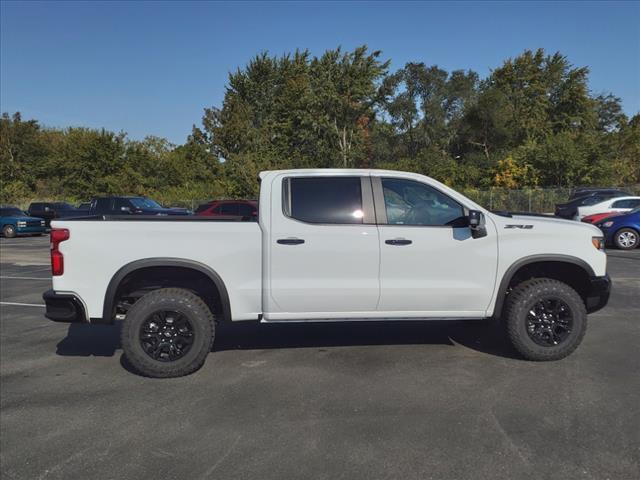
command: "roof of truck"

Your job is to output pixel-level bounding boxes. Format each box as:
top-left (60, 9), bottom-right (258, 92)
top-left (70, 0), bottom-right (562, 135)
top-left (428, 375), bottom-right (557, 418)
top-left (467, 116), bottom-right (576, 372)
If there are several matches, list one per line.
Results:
top-left (258, 168), bottom-right (417, 179)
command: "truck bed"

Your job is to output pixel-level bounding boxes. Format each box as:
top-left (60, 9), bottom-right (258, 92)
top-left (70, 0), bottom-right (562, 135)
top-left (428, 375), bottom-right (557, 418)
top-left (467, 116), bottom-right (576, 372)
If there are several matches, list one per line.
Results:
top-left (50, 218), bottom-right (262, 321)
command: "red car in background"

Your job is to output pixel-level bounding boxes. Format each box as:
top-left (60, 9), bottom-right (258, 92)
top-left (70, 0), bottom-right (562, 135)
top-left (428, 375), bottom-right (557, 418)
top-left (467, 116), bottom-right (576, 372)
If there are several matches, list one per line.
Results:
top-left (581, 211), bottom-right (622, 224)
top-left (195, 200), bottom-right (258, 218)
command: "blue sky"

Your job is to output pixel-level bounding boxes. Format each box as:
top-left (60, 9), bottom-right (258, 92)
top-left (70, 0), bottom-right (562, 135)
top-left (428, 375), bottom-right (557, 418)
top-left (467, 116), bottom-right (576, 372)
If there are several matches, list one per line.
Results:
top-left (1, 1), bottom-right (639, 144)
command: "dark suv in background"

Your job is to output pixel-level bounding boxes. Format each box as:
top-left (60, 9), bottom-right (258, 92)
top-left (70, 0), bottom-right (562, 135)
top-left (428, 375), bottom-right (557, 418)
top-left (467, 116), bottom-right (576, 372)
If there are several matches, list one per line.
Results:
top-left (89, 197), bottom-right (191, 216)
top-left (27, 202), bottom-right (87, 227)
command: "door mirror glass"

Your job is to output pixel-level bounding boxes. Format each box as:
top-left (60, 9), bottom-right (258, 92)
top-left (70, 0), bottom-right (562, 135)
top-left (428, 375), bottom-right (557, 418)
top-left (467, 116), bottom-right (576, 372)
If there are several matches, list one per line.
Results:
top-left (468, 210), bottom-right (487, 238)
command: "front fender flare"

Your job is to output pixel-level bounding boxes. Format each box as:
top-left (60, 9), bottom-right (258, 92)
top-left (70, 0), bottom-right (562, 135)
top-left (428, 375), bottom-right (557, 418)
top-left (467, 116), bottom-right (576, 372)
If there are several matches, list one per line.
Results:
top-left (491, 254), bottom-right (595, 318)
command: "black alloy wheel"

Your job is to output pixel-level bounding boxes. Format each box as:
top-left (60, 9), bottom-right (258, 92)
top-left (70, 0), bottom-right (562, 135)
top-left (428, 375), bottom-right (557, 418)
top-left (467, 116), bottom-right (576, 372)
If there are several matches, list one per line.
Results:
top-left (504, 278), bottom-right (587, 361)
top-left (139, 310), bottom-right (195, 362)
top-left (525, 298), bottom-right (573, 346)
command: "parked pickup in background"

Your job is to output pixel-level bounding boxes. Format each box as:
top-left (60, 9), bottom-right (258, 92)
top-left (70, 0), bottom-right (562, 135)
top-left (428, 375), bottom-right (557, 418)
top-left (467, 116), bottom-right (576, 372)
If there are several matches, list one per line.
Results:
top-left (88, 196), bottom-right (192, 216)
top-left (43, 169), bottom-right (611, 377)
top-left (28, 202), bottom-right (87, 227)
top-left (1, 206), bottom-right (47, 238)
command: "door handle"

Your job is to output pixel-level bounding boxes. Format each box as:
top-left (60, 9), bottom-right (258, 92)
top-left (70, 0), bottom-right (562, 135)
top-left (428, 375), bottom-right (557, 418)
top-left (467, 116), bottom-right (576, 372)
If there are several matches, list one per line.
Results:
top-left (385, 238), bottom-right (412, 246)
top-left (277, 238), bottom-right (305, 245)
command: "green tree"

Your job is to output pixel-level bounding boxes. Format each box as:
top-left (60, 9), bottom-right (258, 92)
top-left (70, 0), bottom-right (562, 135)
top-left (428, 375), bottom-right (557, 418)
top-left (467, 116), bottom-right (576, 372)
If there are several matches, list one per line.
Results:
top-left (0, 112), bottom-right (50, 201)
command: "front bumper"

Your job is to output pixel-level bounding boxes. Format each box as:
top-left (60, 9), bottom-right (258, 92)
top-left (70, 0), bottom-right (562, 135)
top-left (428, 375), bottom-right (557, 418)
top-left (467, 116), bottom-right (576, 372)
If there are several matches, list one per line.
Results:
top-left (42, 290), bottom-right (87, 323)
top-left (585, 274), bottom-right (611, 313)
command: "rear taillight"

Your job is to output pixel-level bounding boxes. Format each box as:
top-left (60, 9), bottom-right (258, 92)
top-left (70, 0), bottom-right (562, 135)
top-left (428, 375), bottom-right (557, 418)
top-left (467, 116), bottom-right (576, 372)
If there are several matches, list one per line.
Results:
top-left (50, 228), bottom-right (70, 276)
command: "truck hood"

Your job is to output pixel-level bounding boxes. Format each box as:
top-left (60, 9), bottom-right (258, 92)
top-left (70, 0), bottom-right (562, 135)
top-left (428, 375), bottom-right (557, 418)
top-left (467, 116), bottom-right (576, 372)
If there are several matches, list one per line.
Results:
top-left (6, 215), bottom-right (44, 222)
top-left (492, 212), bottom-right (602, 235)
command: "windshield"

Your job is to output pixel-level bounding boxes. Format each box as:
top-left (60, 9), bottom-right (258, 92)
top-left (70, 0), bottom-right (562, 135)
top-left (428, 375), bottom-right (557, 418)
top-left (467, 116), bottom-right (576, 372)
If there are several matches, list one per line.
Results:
top-left (130, 198), bottom-right (163, 209)
top-left (0, 208), bottom-right (26, 216)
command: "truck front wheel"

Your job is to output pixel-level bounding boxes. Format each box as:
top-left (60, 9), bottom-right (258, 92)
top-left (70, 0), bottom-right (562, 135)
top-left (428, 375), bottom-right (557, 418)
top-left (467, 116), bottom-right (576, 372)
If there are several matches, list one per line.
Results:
top-left (2, 225), bottom-right (16, 238)
top-left (504, 278), bottom-right (587, 361)
top-left (121, 288), bottom-right (215, 377)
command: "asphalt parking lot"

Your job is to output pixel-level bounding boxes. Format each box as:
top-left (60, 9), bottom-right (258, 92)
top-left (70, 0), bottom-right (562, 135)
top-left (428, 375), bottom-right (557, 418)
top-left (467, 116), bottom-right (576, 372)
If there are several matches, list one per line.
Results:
top-left (1, 235), bottom-right (639, 480)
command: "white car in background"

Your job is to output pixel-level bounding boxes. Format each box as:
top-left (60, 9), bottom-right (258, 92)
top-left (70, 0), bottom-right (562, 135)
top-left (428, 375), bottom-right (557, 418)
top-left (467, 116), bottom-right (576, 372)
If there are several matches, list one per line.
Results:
top-left (575, 196), bottom-right (640, 221)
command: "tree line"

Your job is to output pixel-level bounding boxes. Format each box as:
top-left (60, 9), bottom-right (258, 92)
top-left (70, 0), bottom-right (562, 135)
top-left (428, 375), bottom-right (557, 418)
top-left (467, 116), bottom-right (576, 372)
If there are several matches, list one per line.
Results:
top-left (1, 46), bottom-right (638, 206)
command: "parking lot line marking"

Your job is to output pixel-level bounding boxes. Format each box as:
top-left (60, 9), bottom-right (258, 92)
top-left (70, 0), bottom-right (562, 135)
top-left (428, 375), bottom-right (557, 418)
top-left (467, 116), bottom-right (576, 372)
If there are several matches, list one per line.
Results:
top-left (0, 302), bottom-right (45, 307)
top-left (0, 276), bottom-right (50, 280)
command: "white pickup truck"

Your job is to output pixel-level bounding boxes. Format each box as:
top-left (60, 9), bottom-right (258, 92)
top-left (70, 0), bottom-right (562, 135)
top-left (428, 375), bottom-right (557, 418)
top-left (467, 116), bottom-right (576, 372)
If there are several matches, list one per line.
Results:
top-left (44, 169), bottom-right (611, 377)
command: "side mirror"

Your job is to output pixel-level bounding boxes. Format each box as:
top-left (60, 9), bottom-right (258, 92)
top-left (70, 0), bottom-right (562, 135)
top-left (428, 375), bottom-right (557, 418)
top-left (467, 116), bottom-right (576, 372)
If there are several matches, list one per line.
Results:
top-left (120, 206), bottom-right (131, 213)
top-left (468, 210), bottom-right (487, 239)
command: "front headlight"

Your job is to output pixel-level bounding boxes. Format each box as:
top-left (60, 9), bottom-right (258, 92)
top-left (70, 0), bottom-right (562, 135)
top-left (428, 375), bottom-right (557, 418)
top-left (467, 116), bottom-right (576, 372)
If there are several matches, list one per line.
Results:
top-left (17, 221), bottom-right (26, 227)
top-left (601, 221), bottom-right (614, 228)
top-left (40, 220), bottom-right (45, 226)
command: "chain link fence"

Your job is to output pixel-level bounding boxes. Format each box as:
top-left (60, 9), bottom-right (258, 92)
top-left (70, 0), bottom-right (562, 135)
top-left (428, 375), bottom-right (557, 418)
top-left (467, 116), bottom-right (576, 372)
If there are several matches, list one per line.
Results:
top-left (461, 188), bottom-right (571, 213)
top-left (461, 185), bottom-right (640, 214)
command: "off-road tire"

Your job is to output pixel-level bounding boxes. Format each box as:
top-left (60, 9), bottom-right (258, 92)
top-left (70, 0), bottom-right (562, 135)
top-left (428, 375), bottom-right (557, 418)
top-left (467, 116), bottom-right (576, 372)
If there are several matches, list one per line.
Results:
top-left (121, 288), bottom-right (215, 378)
top-left (613, 228), bottom-right (639, 250)
top-left (504, 278), bottom-right (587, 361)
top-left (2, 225), bottom-right (16, 238)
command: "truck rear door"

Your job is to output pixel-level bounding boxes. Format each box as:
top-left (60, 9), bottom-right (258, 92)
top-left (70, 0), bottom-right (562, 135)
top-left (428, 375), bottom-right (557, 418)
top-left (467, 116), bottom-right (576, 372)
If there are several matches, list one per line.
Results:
top-left (264, 174), bottom-right (380, 320)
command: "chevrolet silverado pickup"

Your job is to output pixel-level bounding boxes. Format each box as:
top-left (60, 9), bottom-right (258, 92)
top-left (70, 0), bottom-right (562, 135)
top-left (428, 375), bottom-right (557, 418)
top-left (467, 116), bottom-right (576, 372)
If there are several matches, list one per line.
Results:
top-left (43, 169), bottom-right (611, 377)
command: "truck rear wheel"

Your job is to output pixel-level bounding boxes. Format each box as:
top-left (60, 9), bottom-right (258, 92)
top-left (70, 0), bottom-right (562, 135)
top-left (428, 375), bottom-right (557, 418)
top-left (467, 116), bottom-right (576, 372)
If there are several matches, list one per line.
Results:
top-left (121, 288), bottom-right (215, 378)
top-left (504, 278), bottom-right (587, 361)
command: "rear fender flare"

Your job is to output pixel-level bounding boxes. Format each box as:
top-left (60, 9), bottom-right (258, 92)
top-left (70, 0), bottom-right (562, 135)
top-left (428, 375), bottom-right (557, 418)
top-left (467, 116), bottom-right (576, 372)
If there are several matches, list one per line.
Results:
top-left (100, 258), bottom-right (231, 323)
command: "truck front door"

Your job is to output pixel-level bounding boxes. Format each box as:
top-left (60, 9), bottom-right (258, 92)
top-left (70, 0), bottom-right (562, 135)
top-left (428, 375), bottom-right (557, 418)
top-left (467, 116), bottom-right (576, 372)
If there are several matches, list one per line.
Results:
top-left (373, 176), bottom-right (498, 317)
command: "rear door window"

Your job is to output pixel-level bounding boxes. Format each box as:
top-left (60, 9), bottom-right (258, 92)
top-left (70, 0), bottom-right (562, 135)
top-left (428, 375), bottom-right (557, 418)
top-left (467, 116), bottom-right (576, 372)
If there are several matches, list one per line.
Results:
top-left (284, 177), bottom-right (363, 224)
